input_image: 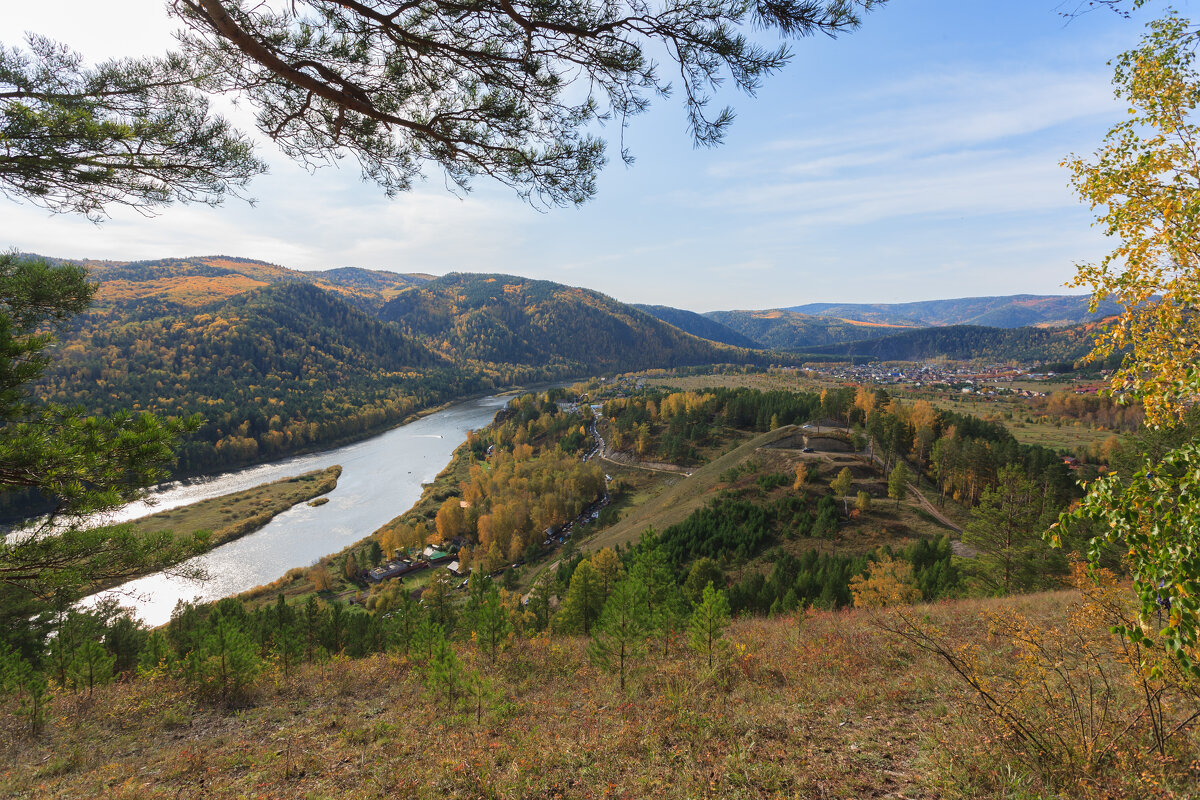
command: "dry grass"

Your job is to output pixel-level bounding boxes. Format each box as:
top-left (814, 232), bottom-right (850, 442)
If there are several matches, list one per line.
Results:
top-left (646, 372), bottom-right (835, 394)
top-left (0, 593), bottom-right (1065, 799)
top-left (6, 592), bottom-right (1195, 799)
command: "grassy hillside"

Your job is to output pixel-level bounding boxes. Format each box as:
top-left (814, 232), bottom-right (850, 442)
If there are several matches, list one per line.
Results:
top-left (586, 425), bottom-right (963, 557)
top-left (705, 308), bottom-right (918, 350)
top-left (380, 273), bottom-right (765, 374)
top-left (5, 588), bottom-right (1194, 800)
top-left (789, 293), bottom-right (1124, 328)
top-left (587, 427), bottom-right (795, 551)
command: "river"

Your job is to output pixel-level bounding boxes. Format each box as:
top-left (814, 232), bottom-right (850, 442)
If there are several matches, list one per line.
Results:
top-left (85, 394), bottom-right (510, 627)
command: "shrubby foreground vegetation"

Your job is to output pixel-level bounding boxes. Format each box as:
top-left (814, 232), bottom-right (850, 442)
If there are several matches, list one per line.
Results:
top-left (3, 574), bottom-right (1198, 798)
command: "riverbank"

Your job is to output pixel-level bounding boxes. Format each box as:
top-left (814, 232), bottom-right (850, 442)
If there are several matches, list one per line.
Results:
top-left (234, 443), bottom-right (474, 608)
top-left (87, 394), bottom-right (511, 625)
top-left (87, 466), bottom-right (342, 597)
top-left (161, 379), bottom-right (582, 489)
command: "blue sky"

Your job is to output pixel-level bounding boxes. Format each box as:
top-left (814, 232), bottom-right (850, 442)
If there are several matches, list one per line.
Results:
top-left (0, 0), bottom-right (1188, 311)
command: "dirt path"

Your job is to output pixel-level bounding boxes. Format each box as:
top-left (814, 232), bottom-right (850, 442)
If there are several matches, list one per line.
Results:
top-left (866, 452), bottom-right (976, 557)
top-left (593, 420), bottom-right (692, 476)
top-left (597, 450), bottom-right (691, 476)
top-left (906, 480), bottom-right (978, 557)
top-left (907, 480), bottom-right (961, 533)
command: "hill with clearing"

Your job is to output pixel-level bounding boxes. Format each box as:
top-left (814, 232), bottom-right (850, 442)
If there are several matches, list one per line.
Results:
top-left (39, 254), bottom-right (431, 312)
top-left (587, 426), bottom-right (797, 551)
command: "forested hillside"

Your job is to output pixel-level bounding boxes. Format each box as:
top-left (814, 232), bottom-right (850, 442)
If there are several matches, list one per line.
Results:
top-left (803, 323), bottom-right (1104, 363)
top-left (380, 273), bottom-right (762, 373)
top-left (38, 283), bottom-right (478, 475)
top-left (16, 254), bottom-right (1118, 489)
top-left (18, 260), bottom-right (787, 486)
top-left (705, 308), bottom-right (917, 350)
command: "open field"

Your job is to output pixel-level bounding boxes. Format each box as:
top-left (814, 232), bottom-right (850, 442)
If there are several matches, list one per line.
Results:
top-left (915, 393), bottom-right (1121, 450)
top-left (645, 371), bottom-right (832, 394)
top-left (1002, 418), bottom-right (1119, 449)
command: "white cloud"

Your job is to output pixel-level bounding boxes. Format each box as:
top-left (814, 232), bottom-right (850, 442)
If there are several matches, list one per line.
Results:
top-left (0, 2), bottom-right (1133, 309)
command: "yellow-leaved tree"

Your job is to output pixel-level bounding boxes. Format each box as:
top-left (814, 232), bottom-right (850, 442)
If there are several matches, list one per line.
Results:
top-left (850, 555), bottom-right (921, 609)
top-left (1064, 12), bottom-right (1200, 425)
top-left (1060, 11), bottom-right (1200, 674)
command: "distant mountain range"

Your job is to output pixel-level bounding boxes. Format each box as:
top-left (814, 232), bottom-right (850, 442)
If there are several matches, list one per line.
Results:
top-left (801, 324), bottom-right (1102, 364)
top-left (632, 294), bottom-right (1117, 355)
top-left (701, 309), bottom-right (919, 351)
top-left (784, 294), bottom-right (1121, 329)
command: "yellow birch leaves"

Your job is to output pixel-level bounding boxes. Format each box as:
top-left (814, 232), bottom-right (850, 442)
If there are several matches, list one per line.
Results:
top-left (1064, 13), bottom-right (1200, 426)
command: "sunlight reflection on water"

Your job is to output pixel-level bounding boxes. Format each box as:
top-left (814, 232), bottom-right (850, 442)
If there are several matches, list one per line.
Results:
top-left (83, 395), bottom-right (507, 626)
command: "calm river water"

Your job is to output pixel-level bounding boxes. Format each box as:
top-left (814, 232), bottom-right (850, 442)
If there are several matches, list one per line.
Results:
top-left (85, 394), bottom-right (509, 626)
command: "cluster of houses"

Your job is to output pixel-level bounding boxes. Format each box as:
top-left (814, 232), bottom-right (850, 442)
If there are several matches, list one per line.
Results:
top-left (364, 543), bottom-right (466, 585)
top-left (797, 361), bottom-right (1060, 392)
top-left (358, 395), bottom-right (612, 596)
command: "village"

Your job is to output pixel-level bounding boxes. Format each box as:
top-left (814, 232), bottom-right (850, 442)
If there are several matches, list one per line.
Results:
top-left (354, 413), bottom-right (612, 600)
top-left (795, 360), bottom-right (1063, 393)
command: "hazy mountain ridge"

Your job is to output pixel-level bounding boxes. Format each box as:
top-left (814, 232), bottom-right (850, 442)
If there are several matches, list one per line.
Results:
top-left (632, 304), bottom-right (760, 348)
top-left (786, 294), bottom-right (1122, 328)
